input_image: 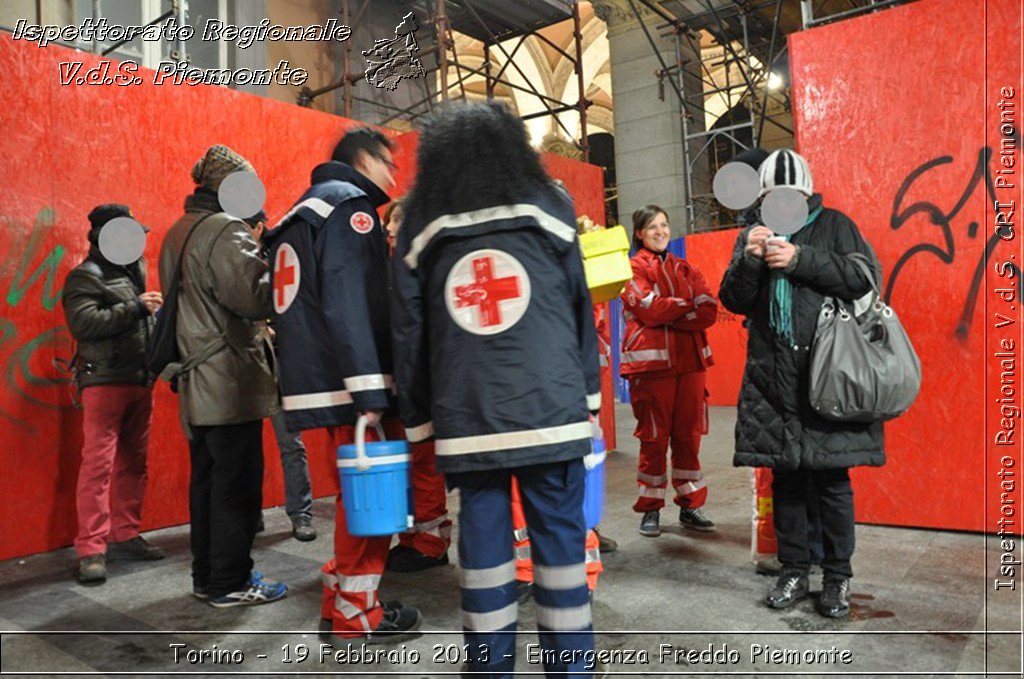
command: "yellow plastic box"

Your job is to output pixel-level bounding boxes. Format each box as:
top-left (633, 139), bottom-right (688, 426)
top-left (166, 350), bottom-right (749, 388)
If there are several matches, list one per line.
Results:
top-left (579, 225), bottom-right (632, 303)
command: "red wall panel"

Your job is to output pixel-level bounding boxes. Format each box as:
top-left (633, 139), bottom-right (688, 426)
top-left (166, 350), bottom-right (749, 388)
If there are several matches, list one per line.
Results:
top-left (789, 0), bottom-right (1022, 531)
top-left (683, 229), bottom-right (747, 407)
top-left (0, 34), bottom-right (609, 559)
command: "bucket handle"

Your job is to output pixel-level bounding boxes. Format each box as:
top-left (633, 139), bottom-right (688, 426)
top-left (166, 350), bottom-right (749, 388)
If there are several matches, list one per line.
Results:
top-left (354, 414), bottom-right (387, 472)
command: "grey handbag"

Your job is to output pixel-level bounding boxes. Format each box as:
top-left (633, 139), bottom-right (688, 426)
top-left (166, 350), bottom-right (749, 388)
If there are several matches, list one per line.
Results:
top-left (808, 252), bottom-right (921, 422)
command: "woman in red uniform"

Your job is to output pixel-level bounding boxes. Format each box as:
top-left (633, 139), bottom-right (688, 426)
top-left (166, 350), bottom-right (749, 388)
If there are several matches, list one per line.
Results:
top-left (620, 205), bottom-right (718, 537)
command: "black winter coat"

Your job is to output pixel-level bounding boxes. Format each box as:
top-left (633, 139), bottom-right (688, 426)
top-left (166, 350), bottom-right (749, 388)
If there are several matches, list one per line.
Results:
top-left (62, 251), bottom-right (153, 389)
top-left (719, 201), bottom-right (885, 470)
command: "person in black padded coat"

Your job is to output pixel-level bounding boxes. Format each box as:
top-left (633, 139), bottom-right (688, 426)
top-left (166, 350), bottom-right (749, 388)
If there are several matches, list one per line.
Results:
top-left (719, 149), bottom-right (884, 619)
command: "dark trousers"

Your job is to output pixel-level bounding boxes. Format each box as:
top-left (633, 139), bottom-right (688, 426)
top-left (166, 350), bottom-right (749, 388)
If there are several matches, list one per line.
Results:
top-left (772, 468), bottom-right (854, 582)
top-left (448, 460), bottom-right (594, 679)
top-left (189, 420), bottom-right (264, 598)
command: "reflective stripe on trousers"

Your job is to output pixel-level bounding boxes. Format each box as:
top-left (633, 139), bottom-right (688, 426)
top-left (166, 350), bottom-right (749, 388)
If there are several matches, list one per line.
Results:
top-left (449, 461), bottom-right (594, 676)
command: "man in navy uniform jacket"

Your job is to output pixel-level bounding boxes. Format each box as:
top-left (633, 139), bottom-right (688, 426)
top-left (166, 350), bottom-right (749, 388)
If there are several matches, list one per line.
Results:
top-left (265, 127), bottom-right (421, 641)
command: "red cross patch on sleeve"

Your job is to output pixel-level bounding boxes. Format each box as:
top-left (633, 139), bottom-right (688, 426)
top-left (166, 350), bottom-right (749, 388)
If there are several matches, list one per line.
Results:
top-left (350, 211), bottom-right (375, 234)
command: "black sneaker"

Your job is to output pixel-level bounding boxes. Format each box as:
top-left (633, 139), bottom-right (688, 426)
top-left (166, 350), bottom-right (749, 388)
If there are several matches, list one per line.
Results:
top-left (639, 510), bottom-right (661, 537)
top-left (386, 545), bottom-right (449, 572)
top-left (76, 554), bottom-right (107, 584)
top-left (365, 603), bottom-right (422, 644)
top-left (817, 579), bottom-right (851, 618)
top-left (108, 536), bottom-right (164, 561)
top-left (594, 528), bottom-right (618, 553)
top-left (291, 516), bottom-right (317, 542)
top-left (679, 507), bottom-right (716, 532)
top-left (765, 574), bottom-right (809, 609)
top-left (319, 601), bottom-right (406, 639)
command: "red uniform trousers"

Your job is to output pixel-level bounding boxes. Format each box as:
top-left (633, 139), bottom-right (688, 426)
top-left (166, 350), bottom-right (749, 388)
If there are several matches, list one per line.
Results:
top-left (397, 440), bottom-right (451, 558)
top-left (511, 478), bottom-right (602, 590)
top-left (320, 421), bottom-right (401, 637)
top-left (628, 370), bottom-right (708, 512)
top-left (75, 384), bottom-right (153, 557)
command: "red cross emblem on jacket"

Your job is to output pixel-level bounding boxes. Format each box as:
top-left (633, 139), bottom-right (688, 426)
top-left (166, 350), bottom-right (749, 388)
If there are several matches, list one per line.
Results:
top-left (445, 249), bottom-right (531, 335)
top-left (273, 243), bottom-right (301, 313)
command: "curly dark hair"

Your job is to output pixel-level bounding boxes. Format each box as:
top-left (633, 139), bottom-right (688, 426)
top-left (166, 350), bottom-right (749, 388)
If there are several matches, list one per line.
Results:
top-left (403, 101), bottom-right (556, 224)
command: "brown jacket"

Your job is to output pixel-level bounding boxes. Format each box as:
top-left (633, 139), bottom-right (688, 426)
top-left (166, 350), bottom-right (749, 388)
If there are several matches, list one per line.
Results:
top-left (158, 190), bottom-right (278, 427)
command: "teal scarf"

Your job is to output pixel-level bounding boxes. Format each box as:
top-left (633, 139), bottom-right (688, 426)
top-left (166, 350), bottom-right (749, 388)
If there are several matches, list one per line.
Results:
top-left (769, 205), bottom-right (823, 345)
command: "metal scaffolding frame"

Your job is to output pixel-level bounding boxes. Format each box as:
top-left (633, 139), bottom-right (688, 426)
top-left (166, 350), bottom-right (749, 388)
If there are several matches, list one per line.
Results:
top-left (297, 0), bottom-right (593, 162)
top-left (626, 0), bottom-right (790, 233)
top-left (623, 0), bottom-right (914, 233)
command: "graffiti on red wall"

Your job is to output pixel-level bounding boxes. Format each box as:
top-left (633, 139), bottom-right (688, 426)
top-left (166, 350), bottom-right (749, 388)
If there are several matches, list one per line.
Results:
top-left (885, 146), bottom-right (1020, 340)
top-left (0, 206), bottom-right (74, 429)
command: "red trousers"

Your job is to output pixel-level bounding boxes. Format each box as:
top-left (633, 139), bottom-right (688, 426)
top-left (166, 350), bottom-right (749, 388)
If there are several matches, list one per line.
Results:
top-left (628, 371), bottom-right (708, 512)
top-left (75, 384), bottom-right (153, 557)
top-left (320, 421), bottom-right (400, 637)
top-left (397, 441), bottom-right (451, 558)
top-left (511, 478), bottom-right (602, 590)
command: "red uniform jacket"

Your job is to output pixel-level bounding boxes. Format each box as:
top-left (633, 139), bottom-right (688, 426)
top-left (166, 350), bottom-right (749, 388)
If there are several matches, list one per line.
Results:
top-left (619, 248), bottom-right (717, 376)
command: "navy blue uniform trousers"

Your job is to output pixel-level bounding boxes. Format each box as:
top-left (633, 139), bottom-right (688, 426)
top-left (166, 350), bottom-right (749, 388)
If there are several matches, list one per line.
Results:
top-left (448, 459), bottom-right (594, 678)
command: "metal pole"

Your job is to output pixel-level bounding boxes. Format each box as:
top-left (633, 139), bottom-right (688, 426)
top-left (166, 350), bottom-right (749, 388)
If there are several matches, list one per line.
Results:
top-left (92, 0), bottom-right (100, 54)
top-left (757, 0), bottom-right (784, 145)
top-left (572, 1), bottom-right (588, 162)
top-left (484, 41), bottom-right (493, 99)
top-left (805, 0), bottom-right (911, 28)
top-left (800, 0), bottom-right (813, 29)
top-left (175, 0), bottom-right (187, 63)
top-left (437, 0), bottom-right (449, 100)
top-left (741, 11), bottom-right (755, 155)
top-left (342, 0), bottom-right (352, 118)
top-left (675, 29), bottom-right (695, 234)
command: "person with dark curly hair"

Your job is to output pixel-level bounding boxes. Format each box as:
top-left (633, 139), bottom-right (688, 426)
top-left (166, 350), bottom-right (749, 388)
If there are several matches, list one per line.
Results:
top-left (392, 101), bottom-right (599, 677)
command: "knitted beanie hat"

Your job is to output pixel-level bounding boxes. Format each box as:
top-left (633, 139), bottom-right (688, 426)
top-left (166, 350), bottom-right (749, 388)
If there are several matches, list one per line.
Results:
top-left (759, 149), bottom-right (813, 197)
top-left (191, 144), bottom-right (255, 191)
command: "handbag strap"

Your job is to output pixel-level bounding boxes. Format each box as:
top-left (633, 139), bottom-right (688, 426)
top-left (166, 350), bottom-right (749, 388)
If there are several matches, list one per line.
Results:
top-left (847, 251), bottom-right (882, 295)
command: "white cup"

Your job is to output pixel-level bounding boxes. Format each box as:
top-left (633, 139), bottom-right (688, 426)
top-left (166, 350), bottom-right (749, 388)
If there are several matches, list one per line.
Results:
top-left (765, 235), bottom-right (785, 253)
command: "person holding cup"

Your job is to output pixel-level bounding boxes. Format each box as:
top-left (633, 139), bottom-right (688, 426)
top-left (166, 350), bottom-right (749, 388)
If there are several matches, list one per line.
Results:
top-left (719, 148), bottom-right (884, 619)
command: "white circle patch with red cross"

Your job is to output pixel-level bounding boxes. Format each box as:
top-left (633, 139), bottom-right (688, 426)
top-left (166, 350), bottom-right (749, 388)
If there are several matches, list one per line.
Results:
top-left (273, 243), bottom-right (301, 314)
top-left (350, 211), bottom-right (375, 234)
top-left (444, 249), bottom-right (531, 336)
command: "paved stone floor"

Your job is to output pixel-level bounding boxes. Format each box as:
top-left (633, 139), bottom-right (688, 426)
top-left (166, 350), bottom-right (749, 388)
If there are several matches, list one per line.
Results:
top-left (0, 404), bottom-right (1020, 677)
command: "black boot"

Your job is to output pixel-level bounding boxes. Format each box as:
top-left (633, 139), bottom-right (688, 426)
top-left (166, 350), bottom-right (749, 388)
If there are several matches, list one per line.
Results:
top-left (765, 574), bottom-right (809, 609)
top-left (816, 579), bottom-right (850, 618)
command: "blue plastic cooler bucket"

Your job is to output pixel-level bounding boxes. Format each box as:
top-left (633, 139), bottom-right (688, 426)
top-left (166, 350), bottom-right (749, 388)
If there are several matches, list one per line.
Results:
top-left (336, 416), bottom-right (411, 537)
top-left (583, 437), bottom-right (606, 530)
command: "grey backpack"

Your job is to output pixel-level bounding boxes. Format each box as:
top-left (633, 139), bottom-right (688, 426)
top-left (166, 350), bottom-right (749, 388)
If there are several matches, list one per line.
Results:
top-left (808, 252), bottom-right (921, 422)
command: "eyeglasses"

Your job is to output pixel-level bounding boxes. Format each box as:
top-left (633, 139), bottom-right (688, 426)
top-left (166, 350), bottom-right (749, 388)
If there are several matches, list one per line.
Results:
top-left (372, 151), bottom-right (398, 173)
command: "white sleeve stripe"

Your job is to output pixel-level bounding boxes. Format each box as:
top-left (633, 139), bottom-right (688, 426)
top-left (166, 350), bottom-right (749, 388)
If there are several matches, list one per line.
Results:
top-left (343, 374), bottom-right (394, 392)
top-left (275, 197), bottom-right (334, 226)
top-left (586, 392), bottom-right (602, 411)
top-left (405, 421), bottom-right (434, 442)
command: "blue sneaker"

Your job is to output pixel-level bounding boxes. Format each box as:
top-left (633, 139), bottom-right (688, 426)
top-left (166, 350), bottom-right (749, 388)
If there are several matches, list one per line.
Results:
top-left (208, 572), bottom-right (287, 608)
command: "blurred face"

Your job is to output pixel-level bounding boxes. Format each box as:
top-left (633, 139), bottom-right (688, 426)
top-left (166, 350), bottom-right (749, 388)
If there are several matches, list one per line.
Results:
top-left (386, 206), bottom-right (403, 249)
top-left (357, 146), bottom-right (397, 193)
top-left (639, 212), bottom-right (670, 253)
